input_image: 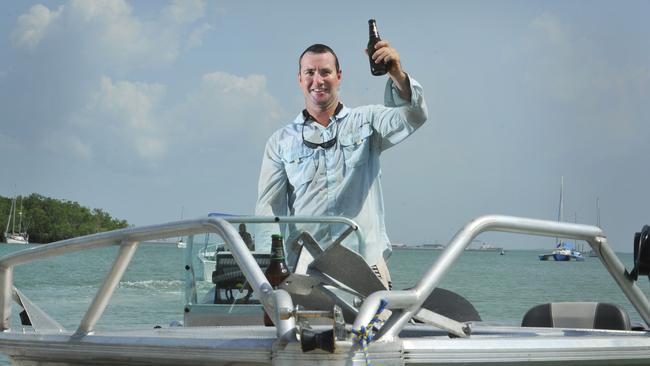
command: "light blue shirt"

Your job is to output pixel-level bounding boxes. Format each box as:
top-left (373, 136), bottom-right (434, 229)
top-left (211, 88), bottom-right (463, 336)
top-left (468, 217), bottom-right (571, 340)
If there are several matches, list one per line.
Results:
top-left (255, 75), bottom-right (427, 265)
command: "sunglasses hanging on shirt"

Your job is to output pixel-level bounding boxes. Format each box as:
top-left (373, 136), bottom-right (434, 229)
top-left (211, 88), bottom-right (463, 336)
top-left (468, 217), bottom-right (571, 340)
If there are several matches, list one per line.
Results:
top-left (301, 103), bottom-right (343, 149)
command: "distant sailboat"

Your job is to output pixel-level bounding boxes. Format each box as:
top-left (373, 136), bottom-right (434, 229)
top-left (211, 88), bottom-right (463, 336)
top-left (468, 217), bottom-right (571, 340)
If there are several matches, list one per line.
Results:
top-left (177, 206), bottom-right (186, 249)
top-left (538, 177), bottom-right (584, 261)
top-left (4, 196), bottom-right (29, 245)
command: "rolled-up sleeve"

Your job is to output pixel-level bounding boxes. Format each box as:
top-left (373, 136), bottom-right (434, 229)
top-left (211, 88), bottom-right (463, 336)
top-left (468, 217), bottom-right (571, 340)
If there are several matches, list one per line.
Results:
top-left (372, 74), bottom-right (428, 150)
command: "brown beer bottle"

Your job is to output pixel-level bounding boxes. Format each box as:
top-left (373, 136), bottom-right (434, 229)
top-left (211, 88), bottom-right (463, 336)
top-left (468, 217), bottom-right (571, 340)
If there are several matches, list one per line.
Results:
top-left (263, 234), bottom-right (290, 326)
top-left (367, 19), bottom-right (388, 76)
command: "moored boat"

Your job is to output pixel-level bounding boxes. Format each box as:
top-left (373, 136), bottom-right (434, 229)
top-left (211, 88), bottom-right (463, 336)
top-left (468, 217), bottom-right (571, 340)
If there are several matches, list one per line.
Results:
top-left (538, 242), bottom-right (585, 261)
top-left (3, 195), bottom-right (28, 245)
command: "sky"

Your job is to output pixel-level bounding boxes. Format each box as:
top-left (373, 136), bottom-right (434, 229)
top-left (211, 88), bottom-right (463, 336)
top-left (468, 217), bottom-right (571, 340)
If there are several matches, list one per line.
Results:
top-left (1, 0), bottom-right (649, 252)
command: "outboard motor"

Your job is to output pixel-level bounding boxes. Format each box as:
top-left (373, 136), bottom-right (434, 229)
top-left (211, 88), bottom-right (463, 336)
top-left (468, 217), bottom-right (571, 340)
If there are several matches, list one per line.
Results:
top-left (628, 225), bottom-right (650, 281)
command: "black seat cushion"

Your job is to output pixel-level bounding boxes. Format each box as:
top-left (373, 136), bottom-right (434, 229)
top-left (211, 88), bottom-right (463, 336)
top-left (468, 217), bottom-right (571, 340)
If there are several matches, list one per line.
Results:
top-left (522, 302), bottom-right (631, 330)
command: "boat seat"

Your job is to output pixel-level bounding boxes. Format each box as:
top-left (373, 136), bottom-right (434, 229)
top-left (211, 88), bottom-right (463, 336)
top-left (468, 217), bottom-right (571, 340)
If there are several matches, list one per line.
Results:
top-left (521, 302), bottom-right (631, 330)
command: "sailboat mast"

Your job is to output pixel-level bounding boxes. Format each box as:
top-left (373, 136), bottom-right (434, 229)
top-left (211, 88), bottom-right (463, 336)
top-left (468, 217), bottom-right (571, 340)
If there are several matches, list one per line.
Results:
top-left (11, 197), bottom-right (16, 234)
top-left (4, 198), bottom-right (14, 234)
top-left (556, 176), bottom-right (564, 245)
top-left (18, 197), bottom-right (23, 233)
top-left (558, 176), bottom-right (564, 223)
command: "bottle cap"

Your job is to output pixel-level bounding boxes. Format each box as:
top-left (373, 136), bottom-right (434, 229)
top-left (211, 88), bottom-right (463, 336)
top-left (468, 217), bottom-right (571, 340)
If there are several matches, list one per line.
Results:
top-left (271, 234), bottom-right (283, 239)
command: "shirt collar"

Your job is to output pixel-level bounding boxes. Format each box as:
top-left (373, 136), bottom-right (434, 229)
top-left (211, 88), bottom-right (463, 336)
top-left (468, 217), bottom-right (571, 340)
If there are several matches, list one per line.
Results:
top-left (294, 102), bottom-right (348, 124)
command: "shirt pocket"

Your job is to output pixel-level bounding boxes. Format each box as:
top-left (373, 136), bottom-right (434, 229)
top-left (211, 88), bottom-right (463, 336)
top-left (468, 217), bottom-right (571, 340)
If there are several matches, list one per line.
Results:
top-left (339, 122), bottom-right (373, 168)
top-left (282, 145), bottom-right (317, 188)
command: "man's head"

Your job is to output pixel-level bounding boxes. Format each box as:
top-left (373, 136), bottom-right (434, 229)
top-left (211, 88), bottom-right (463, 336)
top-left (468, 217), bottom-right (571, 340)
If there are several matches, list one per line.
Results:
top-left (298, 43), bottom-right (342, 112)
top-left (239, 223), bottom-right (246, 232)
top-left (298, 44), bottom-right (340, 73)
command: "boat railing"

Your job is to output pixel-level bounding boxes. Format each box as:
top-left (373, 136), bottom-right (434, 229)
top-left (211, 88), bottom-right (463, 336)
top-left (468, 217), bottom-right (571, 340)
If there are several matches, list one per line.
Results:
top-left (354, 214), bottom-right (650, 341)
top-left (0, 215), bottom-right (363, 341)
top-left (3, 214), bottom-right (649, 345)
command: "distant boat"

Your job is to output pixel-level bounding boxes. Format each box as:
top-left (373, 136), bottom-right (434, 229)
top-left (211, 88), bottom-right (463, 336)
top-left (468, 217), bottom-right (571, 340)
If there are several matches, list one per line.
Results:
top-left (176, 206), bottom-right (186, 248)
top-left (466, 241), bottom-right (503, 252)
top-left (539, 242), bottom-right (585, 261)
top-left (4, 195), bottom-right (29, 245)
top-left (500, 249), bottom-right (505, 255)
top-left (176, 238), bottom-right (186, 249)
top-left (538, 177), bottom-right (584, 262)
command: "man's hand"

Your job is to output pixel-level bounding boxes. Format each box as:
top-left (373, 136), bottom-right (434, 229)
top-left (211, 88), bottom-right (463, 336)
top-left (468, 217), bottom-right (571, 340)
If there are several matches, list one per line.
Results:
top-left (368, 40), bottom-right (411, 101)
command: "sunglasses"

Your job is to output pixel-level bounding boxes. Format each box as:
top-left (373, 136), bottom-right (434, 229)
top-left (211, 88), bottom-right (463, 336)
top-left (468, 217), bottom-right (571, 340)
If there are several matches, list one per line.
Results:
top-left (301, 103), bottom-right (343, 149)
top-left (302, 120), bottom-right (338, 149)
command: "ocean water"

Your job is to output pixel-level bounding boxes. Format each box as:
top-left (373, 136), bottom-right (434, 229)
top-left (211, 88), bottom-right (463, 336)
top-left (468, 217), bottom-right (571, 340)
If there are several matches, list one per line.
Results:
top-left (0, 242), bottom-right (649, 364)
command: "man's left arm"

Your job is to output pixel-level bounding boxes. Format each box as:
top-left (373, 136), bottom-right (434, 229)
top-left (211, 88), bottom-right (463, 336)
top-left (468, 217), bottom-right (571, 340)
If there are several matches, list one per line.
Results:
top-left (367, 41), bottom-right (428, 149)
top-left (370, 40), bottom-right (411, 101)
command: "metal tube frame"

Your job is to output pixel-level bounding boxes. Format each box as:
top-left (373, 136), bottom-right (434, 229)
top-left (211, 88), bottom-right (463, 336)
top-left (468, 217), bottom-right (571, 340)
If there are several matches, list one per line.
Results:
top-left (5, 214), bottom-right (646, 344)
top-left (0, 216), bottom-right (363, 340)
top-left (353, 215), bottom-right (650, 341)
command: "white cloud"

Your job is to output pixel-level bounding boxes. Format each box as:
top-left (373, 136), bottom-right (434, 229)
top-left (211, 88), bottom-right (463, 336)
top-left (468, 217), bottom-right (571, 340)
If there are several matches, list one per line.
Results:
top-left (10, 0), bottom-right (213, 70)
top-left (44, 135), bottom-right (94, 161)
top-left (162, 0), bottom-right (206, 24)
top-left (68, 0), bottom-right (132, 22)
top-left (67, 76), bottom-right (168, 165)
top-left (186, 23), bottom-right (212, 50)
top-left (95, 76), bottom-right (166, 131)
top-left (172, 72), bottom-right (284, 142)
top-left (10, 4), bottom-right (62, 50)
top-left (6, 2), bottom-right (284, 172)
top-left (62, 71), bottom-right (283, 169)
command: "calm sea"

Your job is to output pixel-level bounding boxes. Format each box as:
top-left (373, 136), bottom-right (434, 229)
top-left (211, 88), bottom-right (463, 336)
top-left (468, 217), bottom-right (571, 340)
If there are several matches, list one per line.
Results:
top-left (1, 242), bottom-right (649, 364)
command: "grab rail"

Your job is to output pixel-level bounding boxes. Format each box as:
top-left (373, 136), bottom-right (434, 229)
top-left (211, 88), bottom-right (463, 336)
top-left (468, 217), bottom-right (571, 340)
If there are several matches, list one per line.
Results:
top-left (0, 219), bottom-right (262, 339)
top-left (0, 215), bottom-right (361, 339)
top-left (353, 214), bottom-right (650, 341)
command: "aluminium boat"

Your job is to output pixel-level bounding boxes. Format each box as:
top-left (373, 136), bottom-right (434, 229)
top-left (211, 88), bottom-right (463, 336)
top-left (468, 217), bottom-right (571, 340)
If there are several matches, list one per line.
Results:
top-left (1, 215), bottom-right (650, 365)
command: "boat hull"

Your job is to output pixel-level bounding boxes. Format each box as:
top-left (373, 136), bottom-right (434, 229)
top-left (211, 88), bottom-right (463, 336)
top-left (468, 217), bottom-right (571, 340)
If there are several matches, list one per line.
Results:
top-left (553, 253), bottom-right (571, 261)
top-left (1, 325), bottom-right (649, 365)
top-left (4, 235), bottom-right (28, 245)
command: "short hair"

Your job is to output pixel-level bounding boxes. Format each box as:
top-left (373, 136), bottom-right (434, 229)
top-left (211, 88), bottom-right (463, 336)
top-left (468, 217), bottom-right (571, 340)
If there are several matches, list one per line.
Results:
top-left (298, 43), bottom-right (340, 73)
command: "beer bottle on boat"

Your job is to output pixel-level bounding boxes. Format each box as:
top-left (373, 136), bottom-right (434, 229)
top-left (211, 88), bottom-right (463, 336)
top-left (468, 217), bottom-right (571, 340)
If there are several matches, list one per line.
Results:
top-left (263, 234), bottom-right (290, 326)
top-left (367, 19), bottom-right (388, 76)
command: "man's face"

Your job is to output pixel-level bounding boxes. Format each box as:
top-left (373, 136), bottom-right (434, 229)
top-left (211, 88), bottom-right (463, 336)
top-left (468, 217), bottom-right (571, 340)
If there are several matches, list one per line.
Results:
top-left (298, 52), bottom-right (342, 109)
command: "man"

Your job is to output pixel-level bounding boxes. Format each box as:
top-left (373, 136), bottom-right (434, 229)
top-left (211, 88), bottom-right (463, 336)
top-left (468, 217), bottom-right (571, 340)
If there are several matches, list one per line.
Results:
top-left (238, 223), bottom-right (254, 251)
top-left (255, 41), bottom-right (427, 287)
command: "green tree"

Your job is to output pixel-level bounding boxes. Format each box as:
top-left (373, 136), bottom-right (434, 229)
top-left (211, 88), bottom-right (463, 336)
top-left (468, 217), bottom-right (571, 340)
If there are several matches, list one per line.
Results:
top-left (2, 193), bottom-right (129, 244)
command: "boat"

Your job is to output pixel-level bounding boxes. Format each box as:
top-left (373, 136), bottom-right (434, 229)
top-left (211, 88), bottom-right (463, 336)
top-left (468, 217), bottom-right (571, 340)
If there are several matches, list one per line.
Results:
top-left (538, 241), bottom-right (585, 261)
top-left (466, 242), bottom-right (503, 252)
top-left (3, 195), bottom-right (29, 244)
top-left (539, 177), bottom-right (585, 261)
top-left (176, 207), bottom-right (186, 248)
top-left (176, 237), bottom-right (186, 248)
top-left (1, 214), bottom-right (650, 365)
